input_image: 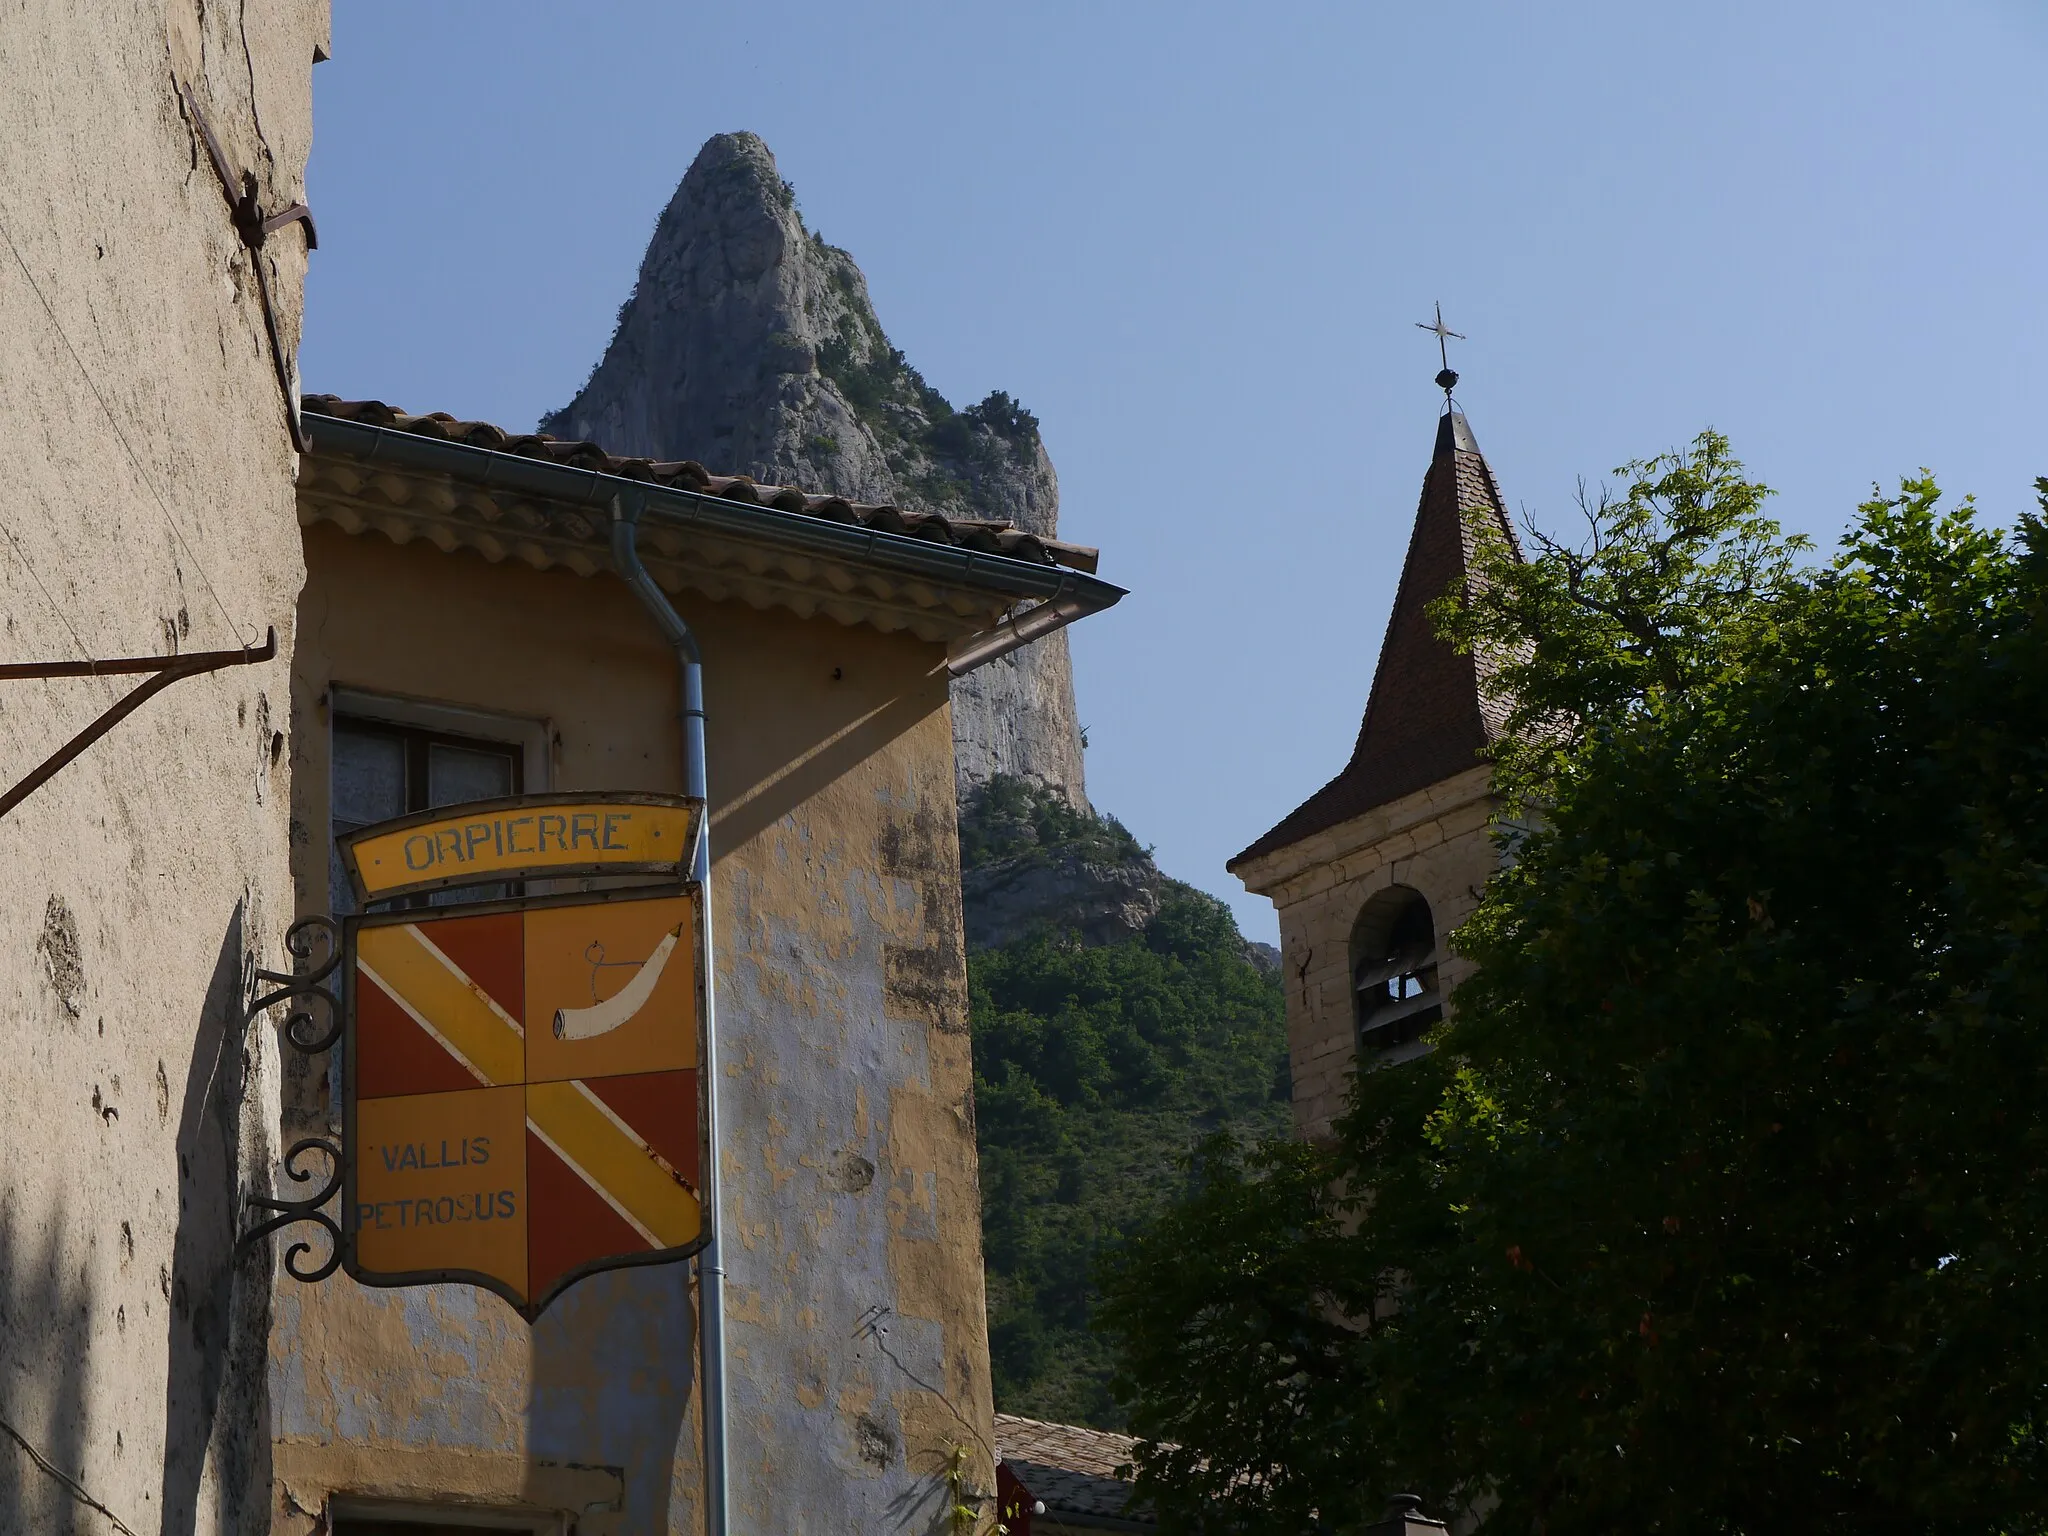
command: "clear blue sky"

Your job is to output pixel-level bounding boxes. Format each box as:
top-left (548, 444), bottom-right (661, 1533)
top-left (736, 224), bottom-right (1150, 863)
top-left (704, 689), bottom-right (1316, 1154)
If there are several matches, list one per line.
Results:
top-left (304, 1), bottom-right (2048, 941)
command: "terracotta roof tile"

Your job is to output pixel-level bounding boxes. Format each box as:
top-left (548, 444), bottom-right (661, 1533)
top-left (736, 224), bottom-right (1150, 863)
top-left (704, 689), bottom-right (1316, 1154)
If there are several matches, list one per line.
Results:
top-left (1232, 410), bottom-right (1521, 868)
top-left (301, 396), bottom-right (1101, 575)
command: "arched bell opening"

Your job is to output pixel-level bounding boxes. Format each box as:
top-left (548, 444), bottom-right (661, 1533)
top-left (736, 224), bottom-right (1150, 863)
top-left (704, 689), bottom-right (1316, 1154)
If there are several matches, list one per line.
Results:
top-left (1350, 886), bottom-right (1441, 1055)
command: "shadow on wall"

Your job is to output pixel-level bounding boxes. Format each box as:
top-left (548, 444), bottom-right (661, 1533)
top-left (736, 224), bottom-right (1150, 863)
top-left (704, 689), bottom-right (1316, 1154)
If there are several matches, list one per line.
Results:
top-left (159, 906), bottom-right (276, 1536)
top-left (881, 1449), bottom-right (961, 1536)
top-left (708, 678), bottom-right (941, 859)
top-left (528, 1263), bottom-right (697, 1533)
top-left (0, 1195), bottom-right (97, 1532)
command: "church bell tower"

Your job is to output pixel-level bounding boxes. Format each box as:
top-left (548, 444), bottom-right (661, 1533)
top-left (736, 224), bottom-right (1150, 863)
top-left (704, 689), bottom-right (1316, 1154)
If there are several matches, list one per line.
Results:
top-left (1230, 361), bottom-right (1521, 1141)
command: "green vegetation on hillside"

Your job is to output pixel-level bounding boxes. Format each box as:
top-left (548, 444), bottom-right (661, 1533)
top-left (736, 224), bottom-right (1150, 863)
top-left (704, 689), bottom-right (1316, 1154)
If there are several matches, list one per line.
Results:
top-left (811, 242), bottom-right (1043, 509)
top-left (964, 778), bottom-right (1289, 1427)
top-left (960, 772), bottom-right (1146, 872)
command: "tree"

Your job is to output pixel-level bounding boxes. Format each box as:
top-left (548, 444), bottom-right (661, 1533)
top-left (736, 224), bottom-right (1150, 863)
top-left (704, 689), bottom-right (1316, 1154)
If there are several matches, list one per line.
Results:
top-left (1098, 440), bottom-right (2048, 1533)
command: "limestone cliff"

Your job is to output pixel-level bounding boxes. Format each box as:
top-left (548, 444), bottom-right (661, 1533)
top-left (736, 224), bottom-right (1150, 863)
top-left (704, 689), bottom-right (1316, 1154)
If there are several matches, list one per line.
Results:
top-left (544, 131), bottom-right (1087, 807)
top-left (960, 775), bottom-right (1281, 974)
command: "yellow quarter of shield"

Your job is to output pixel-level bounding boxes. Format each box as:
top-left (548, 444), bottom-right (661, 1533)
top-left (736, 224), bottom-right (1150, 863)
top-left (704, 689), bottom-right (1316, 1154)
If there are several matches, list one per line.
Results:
top-left (524, 895), bottom-right (696, 1085)
top-left (354, 1086), bottom-right (529, 1293)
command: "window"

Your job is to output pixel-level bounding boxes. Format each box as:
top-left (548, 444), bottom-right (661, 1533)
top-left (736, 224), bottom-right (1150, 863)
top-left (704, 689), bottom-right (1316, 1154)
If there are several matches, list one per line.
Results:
top-left (1352, 888), bottom-right (1441, 1055)
top-left (329, 714), bottom-right (522, 915)
top-left (329, 1501), bottom-right (557, 1536)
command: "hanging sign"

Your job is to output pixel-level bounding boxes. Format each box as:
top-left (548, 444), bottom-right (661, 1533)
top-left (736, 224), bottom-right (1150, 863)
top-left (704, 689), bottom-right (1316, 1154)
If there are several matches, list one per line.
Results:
top-left (337, 794), bottom-right (708, 1318)
top-left (344, 792), bottom-right (698, 904)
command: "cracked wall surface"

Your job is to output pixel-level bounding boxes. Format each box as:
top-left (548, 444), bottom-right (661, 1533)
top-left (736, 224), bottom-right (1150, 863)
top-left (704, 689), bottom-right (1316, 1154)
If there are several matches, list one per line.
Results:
top-left (0, 4), bottom-right (325, 1533)
top-left (280, 523), bottom-right (994, 1532)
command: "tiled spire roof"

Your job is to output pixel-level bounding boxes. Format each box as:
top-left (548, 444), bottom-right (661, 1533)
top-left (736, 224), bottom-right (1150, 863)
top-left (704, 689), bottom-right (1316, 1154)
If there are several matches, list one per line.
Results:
top-left (1233, 409), bottom-right (1521, 868)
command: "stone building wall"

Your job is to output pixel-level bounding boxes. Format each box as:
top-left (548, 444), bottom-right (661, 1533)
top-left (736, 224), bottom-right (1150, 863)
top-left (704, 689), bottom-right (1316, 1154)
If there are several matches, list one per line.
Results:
top-left (1234, 767), bottom-right (1497, 1142)
top-left (276, 520), bottom-right (995, 1533)
top-left (0, 6), bottom-right (324, 1533)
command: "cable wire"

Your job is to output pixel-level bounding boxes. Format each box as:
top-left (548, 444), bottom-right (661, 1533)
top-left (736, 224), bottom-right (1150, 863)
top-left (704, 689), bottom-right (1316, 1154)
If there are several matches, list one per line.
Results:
top-left (0, 206), bottom-right (247, 646)
top-left (0, 501), bottom-right (92, 661)
top-left (0, 1414), bottom-right (142, 1536)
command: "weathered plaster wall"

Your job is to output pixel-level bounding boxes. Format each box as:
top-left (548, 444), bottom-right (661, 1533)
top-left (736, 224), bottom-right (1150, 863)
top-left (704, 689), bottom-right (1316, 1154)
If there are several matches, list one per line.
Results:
top-left (279, 524), bottom-right (994, 1532)
top-left (1236, 767), bottom-right (1498, 1142)
top-left (0, 5), bottom-right (324, 1533)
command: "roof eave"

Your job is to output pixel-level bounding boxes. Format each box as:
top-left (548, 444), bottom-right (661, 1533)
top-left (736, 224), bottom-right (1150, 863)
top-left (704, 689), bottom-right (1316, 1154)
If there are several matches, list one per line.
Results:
top-left (300, 412), bottom-right (1126, 651)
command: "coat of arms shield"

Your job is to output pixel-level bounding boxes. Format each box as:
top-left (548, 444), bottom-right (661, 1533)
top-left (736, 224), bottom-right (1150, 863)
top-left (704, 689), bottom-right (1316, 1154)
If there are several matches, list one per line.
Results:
top-left (343, 884), bottom-right (705, 1317)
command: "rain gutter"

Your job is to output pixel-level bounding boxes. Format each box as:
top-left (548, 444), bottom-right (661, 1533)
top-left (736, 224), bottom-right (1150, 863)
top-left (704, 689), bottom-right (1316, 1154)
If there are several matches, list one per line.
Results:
top-left (610, 490), bottom-right (729, 1536)
top-left (303, 413), bottom-right (1125, 671)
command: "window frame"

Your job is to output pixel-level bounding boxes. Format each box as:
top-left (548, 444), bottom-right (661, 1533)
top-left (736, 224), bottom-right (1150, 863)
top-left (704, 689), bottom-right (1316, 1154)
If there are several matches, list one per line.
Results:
top-left (328, 688), bottom-right (553, 915)
top-left (327, 1494), bottom-right (565, 1535)
top-left (331, 686), bottom-right (552, 797)
top-left (335, 715), bottom-right (527, 821)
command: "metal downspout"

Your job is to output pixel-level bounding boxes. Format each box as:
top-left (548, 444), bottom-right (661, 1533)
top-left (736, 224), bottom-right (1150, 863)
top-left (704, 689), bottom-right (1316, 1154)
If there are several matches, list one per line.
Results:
top-left (610, 492), bottom-right (729, 1536)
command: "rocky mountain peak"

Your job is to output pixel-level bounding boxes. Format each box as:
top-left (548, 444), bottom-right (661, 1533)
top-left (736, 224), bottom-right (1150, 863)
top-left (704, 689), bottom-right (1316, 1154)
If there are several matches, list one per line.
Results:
top-left (544, 134), bottom-right (1087, 805)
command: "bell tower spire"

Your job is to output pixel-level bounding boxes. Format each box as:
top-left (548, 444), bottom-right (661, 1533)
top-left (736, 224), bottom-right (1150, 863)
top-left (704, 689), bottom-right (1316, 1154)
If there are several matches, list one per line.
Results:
top-left (1230, 336), bottom-right (1524, 1138)
top-left (1235, 350), bottom-right (1519, 867)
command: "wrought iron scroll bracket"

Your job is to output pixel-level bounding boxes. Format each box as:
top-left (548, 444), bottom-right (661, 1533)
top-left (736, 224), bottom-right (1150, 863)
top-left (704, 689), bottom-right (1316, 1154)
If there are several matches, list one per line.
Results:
top-left (240, 915), bottom-right (344, 1281)
top-left (245, 913), bottom-right (342, 1052)
top-left (242, 1138), bottom-right (343, 1282)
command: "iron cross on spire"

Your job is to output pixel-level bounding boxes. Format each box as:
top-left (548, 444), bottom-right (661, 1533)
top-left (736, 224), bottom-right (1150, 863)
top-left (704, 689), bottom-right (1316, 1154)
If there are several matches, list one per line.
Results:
top-left (1415, 302), bottom-right (1465, 399)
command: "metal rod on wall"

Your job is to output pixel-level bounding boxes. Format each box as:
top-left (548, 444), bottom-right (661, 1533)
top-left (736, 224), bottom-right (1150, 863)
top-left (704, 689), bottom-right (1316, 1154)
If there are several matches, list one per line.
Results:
top-left (0, 628), bottom-right (276, 821)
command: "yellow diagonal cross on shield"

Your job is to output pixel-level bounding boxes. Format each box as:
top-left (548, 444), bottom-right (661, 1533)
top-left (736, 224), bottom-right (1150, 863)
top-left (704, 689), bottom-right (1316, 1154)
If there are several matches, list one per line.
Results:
top-left (523, 1079), bottom-right (695, 1248)
top-left (347, 891), bottom-right (703, 1315)
top-left (357, 923), bottom-right (525, 1086)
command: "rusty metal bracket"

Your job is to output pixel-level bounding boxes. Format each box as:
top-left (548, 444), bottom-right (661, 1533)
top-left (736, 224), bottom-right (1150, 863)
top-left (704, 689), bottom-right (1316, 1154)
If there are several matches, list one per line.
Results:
top-left (240, 916), bottom-right (345, 1282)
top-left (176, 79), bottom-right (317, 452)
top-left (0, 627), bottom-right (277, 821)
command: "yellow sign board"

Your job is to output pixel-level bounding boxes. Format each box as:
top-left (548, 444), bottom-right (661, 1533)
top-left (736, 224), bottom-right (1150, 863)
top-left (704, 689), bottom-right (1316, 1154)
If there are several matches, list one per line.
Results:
top-left (346, 887), bottom-right (704, 1316)
top-left (342, 792), bottom-right (699, 903)
top-left (354, 1085), bottom-right (530, 1289)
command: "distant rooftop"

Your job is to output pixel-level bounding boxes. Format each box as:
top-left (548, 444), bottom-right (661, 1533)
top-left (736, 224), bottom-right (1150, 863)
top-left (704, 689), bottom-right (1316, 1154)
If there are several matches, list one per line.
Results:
top-left (996, 1413), bottom-right (1154, 1531)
